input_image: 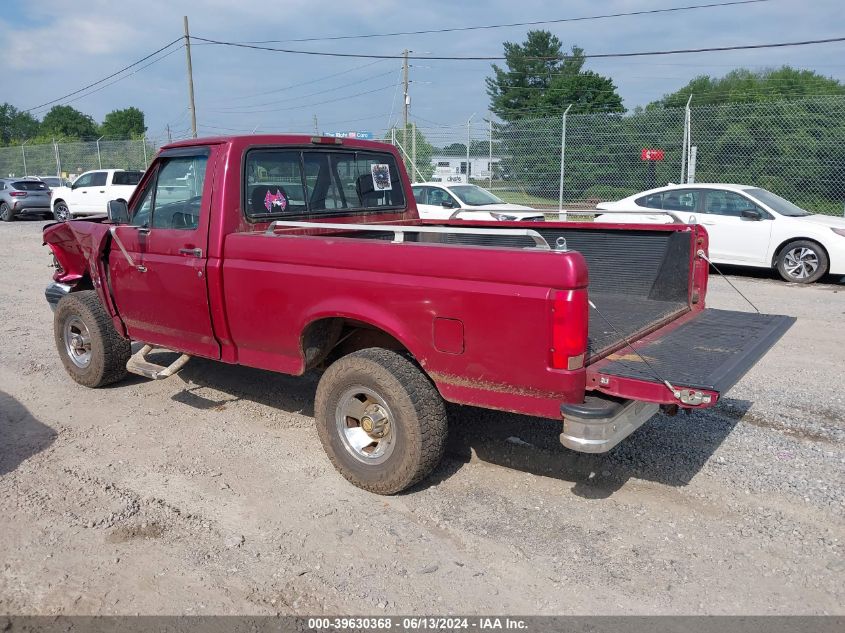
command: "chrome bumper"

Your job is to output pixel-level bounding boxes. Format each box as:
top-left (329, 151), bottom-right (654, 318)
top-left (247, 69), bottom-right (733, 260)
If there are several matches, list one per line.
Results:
top-left (560, 397), bottom-right (659, 453)
top-left (45, 282), bottom-right (72, 311)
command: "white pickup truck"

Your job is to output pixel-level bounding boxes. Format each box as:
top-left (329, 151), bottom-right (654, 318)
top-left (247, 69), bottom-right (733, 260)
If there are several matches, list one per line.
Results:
top-left (51, 169), bottom-right (143, 221)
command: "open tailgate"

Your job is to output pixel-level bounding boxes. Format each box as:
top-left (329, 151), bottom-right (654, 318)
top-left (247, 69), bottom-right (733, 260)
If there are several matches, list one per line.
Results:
top-left (587, 308), bottom-right (795, 406)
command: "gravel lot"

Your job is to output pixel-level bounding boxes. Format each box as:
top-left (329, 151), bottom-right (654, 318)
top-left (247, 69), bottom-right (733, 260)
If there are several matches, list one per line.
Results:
top-left (0, 218), bottom-right (842, 615)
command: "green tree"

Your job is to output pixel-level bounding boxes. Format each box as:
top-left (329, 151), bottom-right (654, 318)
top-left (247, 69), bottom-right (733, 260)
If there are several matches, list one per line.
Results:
top-left (0, 103), bottom-right (40, 145)
top-left (649, 66), bottom-right (845, 109)
top-left (440, 142), bottom-right (466, 156)
top-left (486, 30), bottom-right (624, 120)
top-left (40, 105), bottom-right (98, 139)
top-left (100, 106), bottom-right (147, 139)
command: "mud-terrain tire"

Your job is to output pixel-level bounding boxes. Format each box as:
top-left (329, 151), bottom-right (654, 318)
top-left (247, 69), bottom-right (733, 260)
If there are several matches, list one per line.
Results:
top-left (54, 290), bottom-right (131, 387)
top-left (314, 348), bottom-right (447, 495)
top-left (775, 239), bottom-right (828, 284)
top-left (0, 202), bottom-right (14, 222)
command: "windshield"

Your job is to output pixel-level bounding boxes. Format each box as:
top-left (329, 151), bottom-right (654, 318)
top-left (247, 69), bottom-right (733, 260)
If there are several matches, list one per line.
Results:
top-left (448, 185), bottom-right (503, 206)
top-left (747, 188), bottom-right (811, 217)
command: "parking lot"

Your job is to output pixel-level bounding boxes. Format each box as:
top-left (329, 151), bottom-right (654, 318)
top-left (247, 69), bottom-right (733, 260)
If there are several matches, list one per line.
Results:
top-left (0, 218), bottom-right (842, 615)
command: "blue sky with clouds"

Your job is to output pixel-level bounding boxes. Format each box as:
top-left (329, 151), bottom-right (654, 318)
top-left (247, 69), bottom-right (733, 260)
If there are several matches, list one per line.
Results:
top-left (3, 0), bottom-right (845, 142)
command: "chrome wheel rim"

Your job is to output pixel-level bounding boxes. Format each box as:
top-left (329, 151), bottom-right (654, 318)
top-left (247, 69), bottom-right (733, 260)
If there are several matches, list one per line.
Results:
top-left (335, 386), bottom-right (396, 465)
top-left (63, 316), bottom-right (92, 368)
top-left (55, 203), bottom-right (69, 221)
top-left (784, 247), bottom-right (819, 279)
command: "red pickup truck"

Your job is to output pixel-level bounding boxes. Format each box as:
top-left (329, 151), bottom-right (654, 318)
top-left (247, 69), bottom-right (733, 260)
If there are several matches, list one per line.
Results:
top-left (43, 135), bottom-right (793, 494)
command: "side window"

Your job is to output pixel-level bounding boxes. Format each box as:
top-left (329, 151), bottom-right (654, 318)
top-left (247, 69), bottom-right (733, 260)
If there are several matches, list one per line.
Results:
top-left (90, 172), bottom-right (107, 187)
top-left (661, 189), bottom-right (699, 212)
top-left (412, 186), bottom-right (426, 204)
top-left (245, 150), bottom-right (307, 219)
top-left (428, 188), bottom-right (451, 206)
top-left (703, 190), bottom-right (760, 217)
top-left (73, 173), bottom-right (94, 188)
top-left (636, 193), bottom-right (664, 209)
top-left (130, 177), bottom-right (155, 227)
top-left (151, 155), bottom-right (208, 230)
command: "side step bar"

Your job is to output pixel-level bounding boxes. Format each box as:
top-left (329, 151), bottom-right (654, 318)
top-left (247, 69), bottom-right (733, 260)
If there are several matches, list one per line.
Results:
top-left (126, 344), bottom-right (191, 380)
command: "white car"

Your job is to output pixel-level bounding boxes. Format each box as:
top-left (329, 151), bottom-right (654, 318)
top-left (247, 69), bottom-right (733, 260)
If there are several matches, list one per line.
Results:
top-left (595, 183), bottom-right (845, 284)
top-left (51, 169), bottom-right (143, 221)
top-left (411, 182), bottom-right (545, 222)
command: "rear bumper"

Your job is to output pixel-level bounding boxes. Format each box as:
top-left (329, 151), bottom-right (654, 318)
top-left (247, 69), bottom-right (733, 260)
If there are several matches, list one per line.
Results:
top-left (45, 282), bottom-right (72, 311)
top-left (560, 396), bottom-right (659, 453)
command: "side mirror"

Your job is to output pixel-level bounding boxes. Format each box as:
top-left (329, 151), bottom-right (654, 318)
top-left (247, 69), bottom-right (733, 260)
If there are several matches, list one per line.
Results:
top-left (107, 199), bottom-right (130, 224)
top-left (441, 200), bottom-right (454, 209)
top-left (741, 208), bottom-right (763, 221)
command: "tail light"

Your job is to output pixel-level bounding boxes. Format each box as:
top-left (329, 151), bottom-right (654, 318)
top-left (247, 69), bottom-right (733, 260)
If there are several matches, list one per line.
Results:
top-left (10, 191), bottom-right (27, 197)
top-left (550, 289), bottom-right (588, 370)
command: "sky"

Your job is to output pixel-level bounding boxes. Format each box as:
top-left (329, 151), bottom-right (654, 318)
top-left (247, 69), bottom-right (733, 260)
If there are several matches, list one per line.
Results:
top-left (3, 0), bottom-right (845, 143)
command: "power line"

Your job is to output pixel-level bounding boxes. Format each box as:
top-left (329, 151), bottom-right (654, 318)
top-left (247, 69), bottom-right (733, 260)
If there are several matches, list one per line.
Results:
top-left (190, 34), bottom-right (845, 61)
top-left (205, 82), bottom-right (401, 115)
top-left (234, 0), bottom-right (771, 44)
top-left (207, 69), bottom-right (398, 113)
top-left (203, 58), bottom-right (387, 106)
top-left (39, 45), bottom-right (185, 111)
top-left (25, 38), bottom-right (183, 113)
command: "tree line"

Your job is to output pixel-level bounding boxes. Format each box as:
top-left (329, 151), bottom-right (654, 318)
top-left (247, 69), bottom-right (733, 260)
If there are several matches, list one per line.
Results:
top-left (0, 104), bottom-right (147, 146)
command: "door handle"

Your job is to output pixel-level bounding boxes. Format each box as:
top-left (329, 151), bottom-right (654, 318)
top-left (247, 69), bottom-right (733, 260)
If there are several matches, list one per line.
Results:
top-left (137, 227), bottom-right (151, 236)
top-left (99, 190), bottom-right (105, 193)
top-left (179, 247), bottom-right (203, 257)
top-left (81, 191), bottom-right (87, 194)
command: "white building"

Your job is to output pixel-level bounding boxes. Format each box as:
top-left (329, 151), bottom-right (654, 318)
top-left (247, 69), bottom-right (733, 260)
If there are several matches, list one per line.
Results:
top-left (429, 155), bottom-right (502, 182)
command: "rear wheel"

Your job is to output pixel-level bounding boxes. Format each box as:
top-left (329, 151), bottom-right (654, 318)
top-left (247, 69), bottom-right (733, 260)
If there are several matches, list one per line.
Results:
top-left (0, 202), bottom-right (14, 222)
top-left (54, 290), bottom-right (131, 387)
top-left (776, 240), bottom-right (828, 284)
top-left (314, 348), bottom-right (447, 494)
top-left (53, 201), bottom-right (70, 222)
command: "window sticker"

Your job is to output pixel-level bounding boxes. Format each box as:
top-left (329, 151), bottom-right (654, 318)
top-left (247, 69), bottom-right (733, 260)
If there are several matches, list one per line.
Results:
top-left (264, 189), bottom-right (288, 212)
top-left (371, 164), bottom-right (392, 191)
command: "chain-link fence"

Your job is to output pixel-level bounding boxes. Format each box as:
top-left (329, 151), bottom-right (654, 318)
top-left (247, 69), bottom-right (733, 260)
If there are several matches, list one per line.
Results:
top-left (0, 138), bottom-right (161, 180)
top-left (391, 95), bottom-right (845, 216)
top-left (3, 97), bottom-right (844, 216)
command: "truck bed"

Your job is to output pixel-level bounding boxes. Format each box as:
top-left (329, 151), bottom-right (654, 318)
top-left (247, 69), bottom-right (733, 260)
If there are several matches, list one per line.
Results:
top-left (372, 225), bottom-right (693, 361)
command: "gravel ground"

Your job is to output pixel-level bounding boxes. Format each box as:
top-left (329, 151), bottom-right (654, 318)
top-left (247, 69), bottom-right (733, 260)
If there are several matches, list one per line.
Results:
top-left (0, 218), bottom-right (842, 615)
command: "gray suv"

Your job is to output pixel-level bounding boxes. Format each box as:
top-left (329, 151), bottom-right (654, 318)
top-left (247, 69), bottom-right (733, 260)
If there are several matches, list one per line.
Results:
top-left (0, 178), bottom-right (52, 221)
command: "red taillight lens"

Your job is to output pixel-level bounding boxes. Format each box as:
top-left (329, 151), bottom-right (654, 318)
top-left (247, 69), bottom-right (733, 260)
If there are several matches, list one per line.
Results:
top-left (10, 191), bottom-right (27, 197)
top-left (550, 289), bottom-right (588, 370)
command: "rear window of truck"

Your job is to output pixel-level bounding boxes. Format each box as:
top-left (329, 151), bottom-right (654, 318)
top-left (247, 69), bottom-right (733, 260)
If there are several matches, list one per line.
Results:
top-left (113, 171), bottom-right (143, 186)
top-left (244, 148), bottom-right (405, 221)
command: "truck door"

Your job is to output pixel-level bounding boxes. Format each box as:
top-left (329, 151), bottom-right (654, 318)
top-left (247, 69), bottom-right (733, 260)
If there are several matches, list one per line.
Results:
top-left (108, 147), bottom-right (219, 359)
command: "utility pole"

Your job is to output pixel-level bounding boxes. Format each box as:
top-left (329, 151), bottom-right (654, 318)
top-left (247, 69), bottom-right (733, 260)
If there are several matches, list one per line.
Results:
top-left (166, 124), bottom-right (172, 143)
top-left (183, 16), bottom-right (198, 139)
top-left (313, 114), bottom-right (319, 135)
top-left (402, 49), bottom-right (409, 152)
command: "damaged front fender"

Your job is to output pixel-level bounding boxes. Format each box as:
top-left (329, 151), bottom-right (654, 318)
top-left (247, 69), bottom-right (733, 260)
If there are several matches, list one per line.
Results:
top-left (42, 219), bottom-right (126, 335)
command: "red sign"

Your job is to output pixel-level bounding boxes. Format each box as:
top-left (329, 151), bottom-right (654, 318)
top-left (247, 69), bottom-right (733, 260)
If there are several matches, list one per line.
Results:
top-left (641, 149), bottom-right (665, 161)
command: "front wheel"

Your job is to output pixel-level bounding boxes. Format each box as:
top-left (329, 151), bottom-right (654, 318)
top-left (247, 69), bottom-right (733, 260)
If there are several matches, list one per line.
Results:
top-left (0, 202), bottom-right (14, 222)
top-left (53, 201), bottom-right (70, 222)
top-left (314, 348), bottom-right (448, 494)
top-left (54, 290), bottom-right (131, 387)
top-left (776, 240), bottom-right (828, 284)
